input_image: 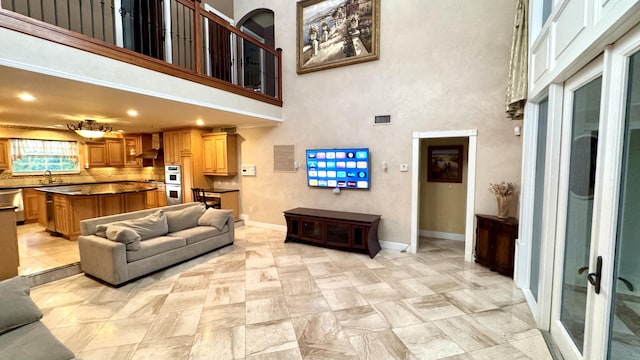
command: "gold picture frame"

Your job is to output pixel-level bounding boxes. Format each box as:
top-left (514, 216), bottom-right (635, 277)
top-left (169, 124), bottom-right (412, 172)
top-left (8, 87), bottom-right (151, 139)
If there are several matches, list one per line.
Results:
top-left (296, 0), bottom-right (380, 74)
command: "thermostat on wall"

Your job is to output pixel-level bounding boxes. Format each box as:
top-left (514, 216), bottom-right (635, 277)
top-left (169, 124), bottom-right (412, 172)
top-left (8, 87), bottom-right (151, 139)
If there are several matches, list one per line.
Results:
top-left (241, 164), bottom-right (256, 176)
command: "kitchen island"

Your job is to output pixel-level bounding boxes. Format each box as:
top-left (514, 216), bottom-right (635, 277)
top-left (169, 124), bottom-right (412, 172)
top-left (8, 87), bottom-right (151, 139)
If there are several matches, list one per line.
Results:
top-left (35, 182), bottom-right (158, 240)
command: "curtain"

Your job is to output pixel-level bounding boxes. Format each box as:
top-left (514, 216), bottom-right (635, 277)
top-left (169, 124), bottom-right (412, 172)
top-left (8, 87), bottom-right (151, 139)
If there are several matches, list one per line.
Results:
top-left (10, 139), bottom-right (78, 161)
top-left (506, 0), bottom-right (528, 120)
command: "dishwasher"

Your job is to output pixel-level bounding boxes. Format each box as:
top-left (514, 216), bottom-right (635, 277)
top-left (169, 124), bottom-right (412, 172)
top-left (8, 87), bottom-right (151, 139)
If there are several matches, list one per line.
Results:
top-left (0, 188), bottom-right (25, 224)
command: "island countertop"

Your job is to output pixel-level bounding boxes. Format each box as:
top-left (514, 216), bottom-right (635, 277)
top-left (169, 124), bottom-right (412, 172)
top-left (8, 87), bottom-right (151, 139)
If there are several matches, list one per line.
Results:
top-left (34, 182), bottom-right (157, 196)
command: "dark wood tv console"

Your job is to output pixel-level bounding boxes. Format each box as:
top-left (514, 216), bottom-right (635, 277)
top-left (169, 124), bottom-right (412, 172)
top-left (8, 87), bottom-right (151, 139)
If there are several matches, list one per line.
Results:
top-left (283, 207), bottom-right (381, 258)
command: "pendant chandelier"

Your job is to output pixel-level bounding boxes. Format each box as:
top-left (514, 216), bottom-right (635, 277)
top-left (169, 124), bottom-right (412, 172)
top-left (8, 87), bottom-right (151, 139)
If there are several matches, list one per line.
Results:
top-left (67, 119), bottom-right (112, 139)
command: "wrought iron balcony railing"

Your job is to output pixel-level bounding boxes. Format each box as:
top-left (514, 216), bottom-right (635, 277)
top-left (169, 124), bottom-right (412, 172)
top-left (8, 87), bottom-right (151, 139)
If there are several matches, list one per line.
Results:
top-left (0, 0), bottom-right (282, 106)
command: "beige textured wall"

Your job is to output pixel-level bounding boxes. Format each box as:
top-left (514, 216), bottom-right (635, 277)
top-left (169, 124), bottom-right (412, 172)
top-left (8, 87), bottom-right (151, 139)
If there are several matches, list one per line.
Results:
top-left (419, 138), bottom-right (468, 235)
top-left (230, 0), bottom-right (523, 245)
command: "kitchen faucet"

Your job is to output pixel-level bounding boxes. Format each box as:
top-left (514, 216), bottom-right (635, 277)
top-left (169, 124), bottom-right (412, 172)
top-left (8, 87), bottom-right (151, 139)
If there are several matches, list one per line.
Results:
top-left (44, 170), bottom-right (53, 184)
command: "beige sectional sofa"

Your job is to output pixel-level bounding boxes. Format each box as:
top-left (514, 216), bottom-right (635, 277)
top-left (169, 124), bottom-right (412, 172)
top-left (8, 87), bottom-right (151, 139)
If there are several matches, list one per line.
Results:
top-left (0, 276), bottom-right (77, 359)
top-left (78, 203), bottom-right (234, 286)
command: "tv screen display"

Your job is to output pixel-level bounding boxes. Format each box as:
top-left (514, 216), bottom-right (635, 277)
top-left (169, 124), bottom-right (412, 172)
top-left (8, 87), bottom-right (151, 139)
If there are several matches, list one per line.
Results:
top-left (306, 148), bottom-right (370, 189)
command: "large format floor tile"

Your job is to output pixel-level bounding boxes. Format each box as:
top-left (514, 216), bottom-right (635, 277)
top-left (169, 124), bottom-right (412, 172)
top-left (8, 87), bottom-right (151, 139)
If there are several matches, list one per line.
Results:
top-left (30, 227), bottom-right (553, 359)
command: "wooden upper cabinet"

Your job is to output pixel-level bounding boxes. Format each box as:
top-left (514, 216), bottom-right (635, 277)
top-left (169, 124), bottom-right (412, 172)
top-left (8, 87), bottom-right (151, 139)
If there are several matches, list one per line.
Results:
top-left (87, 142), bottom-right (108, 167)
top-left (163, 131), bottom-right (180, 165)
top-left (106, 139), bottom-right (124, 166)
top-left (202, 133), bottom-right (238, 176)
top-left (86, 139), bottom-right (125, 167)
top-left (124, 136), bottom-right (142, 167)
top-left (0, 139), bottom-right (8, 169)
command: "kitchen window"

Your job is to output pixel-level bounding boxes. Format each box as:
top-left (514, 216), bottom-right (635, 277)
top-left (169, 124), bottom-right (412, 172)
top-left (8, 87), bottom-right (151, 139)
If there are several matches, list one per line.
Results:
top-left (10, 139), bottom-right (79, 174)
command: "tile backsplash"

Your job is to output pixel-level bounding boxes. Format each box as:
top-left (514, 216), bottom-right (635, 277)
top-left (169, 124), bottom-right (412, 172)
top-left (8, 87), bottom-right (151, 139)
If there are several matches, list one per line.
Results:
top-left (0, 166), bottom-right (165, 187)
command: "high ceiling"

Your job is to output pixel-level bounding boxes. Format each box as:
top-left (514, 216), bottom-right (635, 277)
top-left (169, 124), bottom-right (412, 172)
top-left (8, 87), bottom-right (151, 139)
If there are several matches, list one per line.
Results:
top-left (0, 65), bottom-right (280, 134)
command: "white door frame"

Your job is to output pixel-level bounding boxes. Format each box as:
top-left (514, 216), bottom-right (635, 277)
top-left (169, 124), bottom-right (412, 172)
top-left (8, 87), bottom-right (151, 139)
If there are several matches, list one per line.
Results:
top-left (550, 54), bottom-right (604, 360)
top-left (410, 129), bottom-right (477, 261)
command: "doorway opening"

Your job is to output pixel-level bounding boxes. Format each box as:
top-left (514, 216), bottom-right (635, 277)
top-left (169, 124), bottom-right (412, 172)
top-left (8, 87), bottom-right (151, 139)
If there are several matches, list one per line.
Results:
top-left (410, 129), bottom-right (477, 261)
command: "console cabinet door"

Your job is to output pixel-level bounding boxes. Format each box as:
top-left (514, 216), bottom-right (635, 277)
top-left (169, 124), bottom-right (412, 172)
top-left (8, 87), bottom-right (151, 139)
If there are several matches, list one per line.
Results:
top-left (493, 223), bottom-right (517, 276)
top-left (475, 217), bottom-right (493, 267)
top-left (325, 222), bottom-right (351, 247)
top-left (300, 218), bottom-right (324, 243)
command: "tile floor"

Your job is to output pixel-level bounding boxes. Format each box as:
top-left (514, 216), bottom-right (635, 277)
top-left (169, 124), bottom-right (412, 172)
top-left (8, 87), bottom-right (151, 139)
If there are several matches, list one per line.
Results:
top-left (30, 226), bottom-right (553, 360)
top-left (18, 223), bottom-right (79, 275)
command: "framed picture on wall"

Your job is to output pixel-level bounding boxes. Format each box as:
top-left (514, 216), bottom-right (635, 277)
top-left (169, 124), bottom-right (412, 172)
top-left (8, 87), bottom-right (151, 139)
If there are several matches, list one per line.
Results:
top-left (296, 0), bottom-right (380, 74)
top-left (427, 145), bottom-right (463, 183)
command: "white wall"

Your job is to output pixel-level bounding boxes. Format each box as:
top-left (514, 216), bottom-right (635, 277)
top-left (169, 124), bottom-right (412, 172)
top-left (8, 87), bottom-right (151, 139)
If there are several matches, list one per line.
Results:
top-left (231, 0), bottom-right (523, 245)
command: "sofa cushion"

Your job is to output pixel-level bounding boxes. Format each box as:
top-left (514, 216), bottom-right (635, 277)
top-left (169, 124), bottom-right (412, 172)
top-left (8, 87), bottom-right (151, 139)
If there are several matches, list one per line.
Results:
top-left (96, 210), bottom-right (168, 241)
top-left (169, 225), bottom-right (228, 245)
top-left (0, 276), bottom-right (43, 336)
top-left (197, 208), bottom-right (232, 230)
top-left (126, 235), bottom-right (187, 263)
top-left (106, 225), bottom-right (141, 251)
top-left (165, 204), bottom-right (206, 233)
top-left (0, 321), bottom-right (76, 360)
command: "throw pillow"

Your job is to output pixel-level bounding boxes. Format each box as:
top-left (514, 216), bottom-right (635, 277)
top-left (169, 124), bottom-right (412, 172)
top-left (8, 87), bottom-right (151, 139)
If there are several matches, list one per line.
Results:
top-left (106, 225), bottom-right (142, 251)
top-left (166, 204), bottom-right (206, 233)
top-left (95, 211), bottom-right (168, 241)
top-left (197, 208), bottom-right (232, 230)
top-left (0, 276), bottom-right (43, 335)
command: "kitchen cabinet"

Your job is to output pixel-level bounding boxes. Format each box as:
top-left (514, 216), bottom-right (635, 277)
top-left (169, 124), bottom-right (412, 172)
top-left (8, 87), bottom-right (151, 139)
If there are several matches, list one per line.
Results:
top-left (163, 130), bottom-right (191, 165)
top-left (99, 194), bottom-right (124, 216)
top-left (146, 184), bottom-right (167, 208)
top-left (0, 207), bottom-right (19, 280)
top-left (87, 139), bottom-right (125, 167)
top-left (124, 135), bottom-right (142, 167)
top-left (37, 192), bottom-right (47, 228)
top-left (202, 132), bottom-right (238, 176)
top-left (53, 195), bottom-right (70, 236)
top-left (163, 127), bottom-right (209, 203)
top-left (125, 192), bottom-right (146, 212)
top-left (0, 139), bottom-right (8, 169)
top-left (23, 188), bottom-right (39, 223)
top-left (475, 214), bottom-right (518, 277)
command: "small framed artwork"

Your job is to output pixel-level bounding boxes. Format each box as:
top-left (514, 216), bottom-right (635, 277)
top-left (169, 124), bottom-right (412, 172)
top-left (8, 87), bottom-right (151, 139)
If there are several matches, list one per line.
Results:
top-left (296, 0), bottom-right (380, 74)
top-left (427, 145), bottom-right (463, 183)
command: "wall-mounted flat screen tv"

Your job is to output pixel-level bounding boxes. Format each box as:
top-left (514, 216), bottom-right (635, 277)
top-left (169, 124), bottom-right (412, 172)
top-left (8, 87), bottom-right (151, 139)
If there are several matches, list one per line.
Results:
top-left (306, 148), bottom-right (370, 189)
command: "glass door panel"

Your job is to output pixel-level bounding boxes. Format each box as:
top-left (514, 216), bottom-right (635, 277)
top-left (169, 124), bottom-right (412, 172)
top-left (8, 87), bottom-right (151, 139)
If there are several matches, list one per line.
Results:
top-left (608, 52), bottom-right (640, 359)
top-left (530, 98), bottom-right (549, 301)
top-left (559, 76), bottom-right (602, 354)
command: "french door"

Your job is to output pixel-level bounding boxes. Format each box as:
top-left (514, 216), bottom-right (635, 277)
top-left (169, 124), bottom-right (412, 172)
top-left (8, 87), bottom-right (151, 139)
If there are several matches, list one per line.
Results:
top-left (549, 25), bottom-right (640, 360)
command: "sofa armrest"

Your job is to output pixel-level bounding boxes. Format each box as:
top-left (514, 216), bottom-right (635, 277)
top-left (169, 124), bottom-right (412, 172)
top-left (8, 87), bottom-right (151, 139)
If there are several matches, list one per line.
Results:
top-left (78, 235), bottom-right (128, 286)
top-left (227, 215), bottom-right (235, 243)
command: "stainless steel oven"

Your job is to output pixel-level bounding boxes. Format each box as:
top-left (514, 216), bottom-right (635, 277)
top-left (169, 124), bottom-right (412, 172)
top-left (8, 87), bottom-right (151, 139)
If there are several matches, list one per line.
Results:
top-left (165, 165), bottom-right (182, 185)
top-left (166, 184), bottom-right (182, 205)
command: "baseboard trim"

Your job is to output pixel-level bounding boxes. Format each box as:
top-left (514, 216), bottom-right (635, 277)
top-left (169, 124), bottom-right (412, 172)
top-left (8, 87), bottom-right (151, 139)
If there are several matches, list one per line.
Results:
top-left (380, 240), bottom-right (410, 252)
top-left (239, 215), bottom-right (287, 232)
top-left (419, 230), bottom-right (465, 241)
top-left (240, 215), bottom-right (410, 252)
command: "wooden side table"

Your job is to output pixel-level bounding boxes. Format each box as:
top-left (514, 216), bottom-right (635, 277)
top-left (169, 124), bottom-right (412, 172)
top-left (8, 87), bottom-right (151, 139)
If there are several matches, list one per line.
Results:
top-left (475, 214), bottom-right (518, 277)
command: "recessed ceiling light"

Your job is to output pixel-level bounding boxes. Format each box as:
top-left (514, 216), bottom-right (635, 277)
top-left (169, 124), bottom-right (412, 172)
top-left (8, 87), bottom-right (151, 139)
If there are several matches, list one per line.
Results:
top-left (196, 119), bottom-right (204, 126)
top-left (118, 129), bottom-right (125, 132)
top-left (17, 92), bottom-right (35, 101)
top-left (127, 109), bottom-right (138, 117)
